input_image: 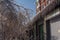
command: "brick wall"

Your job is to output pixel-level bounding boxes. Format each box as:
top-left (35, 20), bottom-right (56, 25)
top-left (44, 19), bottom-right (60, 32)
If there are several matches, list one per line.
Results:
top-left (36, 0), bottom-right (53, 14)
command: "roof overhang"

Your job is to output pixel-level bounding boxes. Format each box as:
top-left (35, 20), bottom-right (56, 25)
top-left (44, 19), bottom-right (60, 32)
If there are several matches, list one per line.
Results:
top-left (46, 8), bottom-right (60, 20)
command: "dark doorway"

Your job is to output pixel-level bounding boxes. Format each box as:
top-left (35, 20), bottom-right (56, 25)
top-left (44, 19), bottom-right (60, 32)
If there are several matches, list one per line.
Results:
top-left (46, 20), bottom-right (51, 40)
top-left (36, 23), bottom-right (44, 40)
top-left (39, 24), bottom-right (44, 40)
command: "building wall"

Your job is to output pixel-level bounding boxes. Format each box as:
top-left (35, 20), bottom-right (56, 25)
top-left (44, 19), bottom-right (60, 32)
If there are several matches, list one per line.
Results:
top-left (36, 0), bottom-right (55, 14)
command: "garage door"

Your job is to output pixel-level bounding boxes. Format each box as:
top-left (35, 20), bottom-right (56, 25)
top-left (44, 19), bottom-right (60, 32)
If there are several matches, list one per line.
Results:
top-left (50, 16), bottom-right (60, 40)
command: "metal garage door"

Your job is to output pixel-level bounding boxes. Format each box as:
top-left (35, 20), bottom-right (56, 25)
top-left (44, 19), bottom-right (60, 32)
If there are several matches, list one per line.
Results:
top-left (50, 16), bottom-right (60, 40)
